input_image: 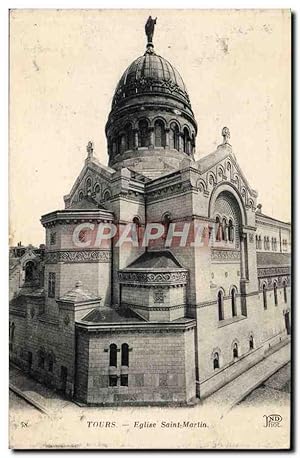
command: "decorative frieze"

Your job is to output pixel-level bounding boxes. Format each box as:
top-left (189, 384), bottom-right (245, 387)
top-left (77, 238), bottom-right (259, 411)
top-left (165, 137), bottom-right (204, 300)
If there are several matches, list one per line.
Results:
top-left (211, 249), bottom-right (240, 263)
top-left (118, 270), bottom-right (188, 285)
top-left (258, 266), bottom-right (290, 278)
top-left (45, 250), bottom-right (111, 264)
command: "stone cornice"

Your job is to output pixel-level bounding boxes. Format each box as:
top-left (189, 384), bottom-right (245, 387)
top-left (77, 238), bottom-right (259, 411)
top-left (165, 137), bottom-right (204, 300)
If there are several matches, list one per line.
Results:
top-left (75, 319), bottom-right (196, 333)
top-left (41, 209), bottom-right (114, 227)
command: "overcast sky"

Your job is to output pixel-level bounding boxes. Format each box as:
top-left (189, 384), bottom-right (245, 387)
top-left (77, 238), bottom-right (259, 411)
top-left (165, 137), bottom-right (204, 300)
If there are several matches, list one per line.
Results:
top-left (9, 9), bottom-right (291, 246)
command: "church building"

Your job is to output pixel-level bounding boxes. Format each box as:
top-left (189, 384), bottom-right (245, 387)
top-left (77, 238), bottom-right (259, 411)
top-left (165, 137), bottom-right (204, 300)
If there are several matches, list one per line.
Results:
top-left (9, 18), bottom-right (291, 405)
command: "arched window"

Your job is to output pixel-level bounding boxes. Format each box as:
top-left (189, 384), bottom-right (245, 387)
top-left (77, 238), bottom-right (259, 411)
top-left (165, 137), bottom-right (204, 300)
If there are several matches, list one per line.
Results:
top-left (78, 191), bottom-right (84, 201)
top-left (86, 178), bottom-right (92, 193)
top-left (218, 290), bottom-right (224, 321)
top-left (25, 261), bottom-right (34, 283)
top-left (283, 281), bottom-right (287, 303)
top-left (249, 335), bottom-right (254, 350)
top-left (274, 282), bottom-right (278, 306)
top-left (125, 124), bottom-right (134, 150)
top-left (121, 343), bottom-right (129, 367)
top-left (222, 218), bottom-right (227, 241)
top-left (162, 213), bottom-right (171, 240)
top-left (154, 120), bottom-right (166, 147)
top-left (138, 120), bottom-right (149, 147)
top-left (94, 183), bottom-right (100, 195)
top-left (183, 127), bottom-right (190, 153)
top-left (170, 123), bottom-right (179, 150)
top-left (213, 352), bottom-right (220, 370)
top-left (118, 134), bottom-right (126, 154)
top-left (231, 288), bottom-right (237, 317)
top-left (109, 343), bottom-right (117, 367)
top-left (103, 189), bottom-right (111, 201)
top-left (228, 220), bottom-right (234, 242)
top-left (48, 353), bottom-right (54, 373)
top-left (112, 140), bottom-right (117, 154)
top-left (216, 216), bottom-right (223, 242)
top-left (233, 343), bottom-right (238, 359)
top-left (132, 217), bottom-right (141, 244)
top-left (263, 283), bottom-right (267, 310)
top-left (258, 235), bottom-right (262, 249)
top-left (256, 235), bottom-right (259, 249)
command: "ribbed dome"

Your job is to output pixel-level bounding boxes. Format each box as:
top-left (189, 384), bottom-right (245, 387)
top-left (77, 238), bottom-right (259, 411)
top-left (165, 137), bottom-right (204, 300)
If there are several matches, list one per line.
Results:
top-left (112, 50), bottom-right (191, 109)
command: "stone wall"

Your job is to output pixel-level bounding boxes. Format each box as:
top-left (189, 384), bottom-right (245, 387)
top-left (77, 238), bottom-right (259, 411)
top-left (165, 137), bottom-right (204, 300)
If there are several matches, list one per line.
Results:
top-left (75, 326), bottom-right (196, 405)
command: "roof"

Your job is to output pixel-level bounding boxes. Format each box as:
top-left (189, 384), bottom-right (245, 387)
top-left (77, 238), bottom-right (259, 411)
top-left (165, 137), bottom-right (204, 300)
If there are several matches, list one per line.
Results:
top-left (58, 282), bottom-right (100, 303)
top-left (68, 196), bottom-right (106, 211)
top-left (112, 50), bottom-right (190, 108)
top-left (81, 306), bottom-right (145, 323)
top-left (126, 250), bottom-right (183, 269)
top-left (257, 252), bottom-right (291, 268)
top-left (256, 212), bottom-right (291, 227)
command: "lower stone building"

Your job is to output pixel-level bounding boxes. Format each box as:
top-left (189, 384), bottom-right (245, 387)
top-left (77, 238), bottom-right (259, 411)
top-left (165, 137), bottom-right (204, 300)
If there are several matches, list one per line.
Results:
top-left (9, 18), bottom-right (291, 405)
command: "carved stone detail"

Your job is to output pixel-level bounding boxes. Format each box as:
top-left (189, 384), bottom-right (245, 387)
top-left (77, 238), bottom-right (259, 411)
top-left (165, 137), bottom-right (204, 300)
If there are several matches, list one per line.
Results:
top-left (211, 249), bottom-right (240, 262)
top-left (119, 270), bottom-right (188, 285)
top-left (46, 250), bottom-right (111, 264)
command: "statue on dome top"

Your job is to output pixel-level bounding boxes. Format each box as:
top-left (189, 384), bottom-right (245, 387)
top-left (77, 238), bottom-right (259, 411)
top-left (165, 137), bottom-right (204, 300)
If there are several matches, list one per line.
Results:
top-left (145, 16), bottom-right (157, 45)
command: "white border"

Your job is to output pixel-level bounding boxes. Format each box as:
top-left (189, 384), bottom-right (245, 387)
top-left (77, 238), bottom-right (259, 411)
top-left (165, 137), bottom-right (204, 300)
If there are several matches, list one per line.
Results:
top-left (1, 1), bottom-right (297, 456)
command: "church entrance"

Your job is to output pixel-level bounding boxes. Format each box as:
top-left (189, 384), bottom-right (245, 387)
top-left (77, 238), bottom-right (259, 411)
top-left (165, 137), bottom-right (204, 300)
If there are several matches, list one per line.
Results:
top-left (284, 311), bottom-right (291, 335)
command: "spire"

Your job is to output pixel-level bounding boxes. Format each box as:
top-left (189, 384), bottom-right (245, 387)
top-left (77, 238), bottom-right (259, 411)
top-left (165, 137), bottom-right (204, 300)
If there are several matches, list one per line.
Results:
top-left (145, 16), bottom-right (157, 53)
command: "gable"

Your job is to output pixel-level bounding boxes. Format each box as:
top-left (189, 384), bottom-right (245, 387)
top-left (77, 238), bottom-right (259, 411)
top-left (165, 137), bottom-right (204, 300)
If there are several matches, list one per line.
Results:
top-left (194, 145), bottom-right (257, 211)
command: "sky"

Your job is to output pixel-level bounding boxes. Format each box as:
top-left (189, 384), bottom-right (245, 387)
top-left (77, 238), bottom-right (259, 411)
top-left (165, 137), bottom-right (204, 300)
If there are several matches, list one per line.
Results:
top-left (9, 9), bottom-right (291, 246)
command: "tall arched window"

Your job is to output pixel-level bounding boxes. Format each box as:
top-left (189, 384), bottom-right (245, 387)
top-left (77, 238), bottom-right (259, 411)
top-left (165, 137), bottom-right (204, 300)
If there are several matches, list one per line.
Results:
top-left (25, 261), bottom-right (35, 283)
top-left (222, 218), bottom-right (227, 241)
top-left (228, 220), bottom-right (234, 242)
top-left (263, 284), bottom-right (267, 310)
top-left (162, 213), bottom-right (171, 240)
top-left (121, 343), bottom-right (129, 367)
top-left (132, 216), bottom-right (141, 244)
top-left (215, 216), bottom-right (223, 242)
top-left (233, 343), bottom-right (238, 359)
top-left (109, 343), bottom-right (117, 367)
top-left (274, 282), bottom-right (278, 306)
top-left (138, 120), bottom-right (149, 147)
top-left (183, 127), bottom-right (190, 153)
top-left (86, 178), bottom-right (92, 193)
top-left (125, 124), bottom-right (134, 150)
top-left (154, 120), bottom-right (166, 147)
top-left (218, 290), bottom-right (224, 321)
top-left (231, 288), bottom-right (237, 317)
top-left (213, 352), bottom-right (220, 370)
top-left (118, 134), bottom-right (126, 154)
top-left (256, 235), bottom-right (259, 249)
top-left (249, 335), bottom-right (254, 350)
top-left (170, 123), bottom-right (179, 150)
top-left (283, 281), bottom-right (287, 303)
top-left (258, 235), bottom-right (262, 249)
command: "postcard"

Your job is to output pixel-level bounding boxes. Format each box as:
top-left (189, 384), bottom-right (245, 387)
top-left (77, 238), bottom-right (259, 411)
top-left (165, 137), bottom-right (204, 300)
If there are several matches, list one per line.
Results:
top-left (9, 9), bottom-right (291, 449)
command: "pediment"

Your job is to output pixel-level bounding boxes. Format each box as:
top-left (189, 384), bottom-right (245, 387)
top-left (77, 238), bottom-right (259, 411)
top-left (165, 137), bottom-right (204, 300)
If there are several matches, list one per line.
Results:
top-left (64, 158), bottom-right (115, 208)
top-left (194, 145), bottom-right (257, 211)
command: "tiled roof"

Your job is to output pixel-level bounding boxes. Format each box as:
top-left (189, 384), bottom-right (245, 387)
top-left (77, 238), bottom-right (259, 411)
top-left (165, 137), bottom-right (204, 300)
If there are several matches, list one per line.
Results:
top-left (257, 252), bottom-right (291, 267)
top-left (81, 306), bottom-right (144, 323)
top-left (126, 250), bottom-right (183, 269)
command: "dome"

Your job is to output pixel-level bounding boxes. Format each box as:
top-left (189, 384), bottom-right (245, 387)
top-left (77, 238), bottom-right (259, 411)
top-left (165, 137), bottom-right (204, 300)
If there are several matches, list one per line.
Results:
top-left (112, 49), bottom-right (191, 109)
top-left (105, 19), bottom-right (198, 178)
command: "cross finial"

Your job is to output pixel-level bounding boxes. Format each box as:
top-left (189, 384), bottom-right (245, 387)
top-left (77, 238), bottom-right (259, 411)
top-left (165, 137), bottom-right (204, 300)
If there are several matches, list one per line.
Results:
top-left (222, 127), bottom-right (230, 144)
top-left (86, 141), bottom-right (94, 158)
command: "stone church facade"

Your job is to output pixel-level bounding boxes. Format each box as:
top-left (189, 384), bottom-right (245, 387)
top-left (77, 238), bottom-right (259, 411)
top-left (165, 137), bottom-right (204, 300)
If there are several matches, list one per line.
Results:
top-left (9, 20), bottom-right (291, 405)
